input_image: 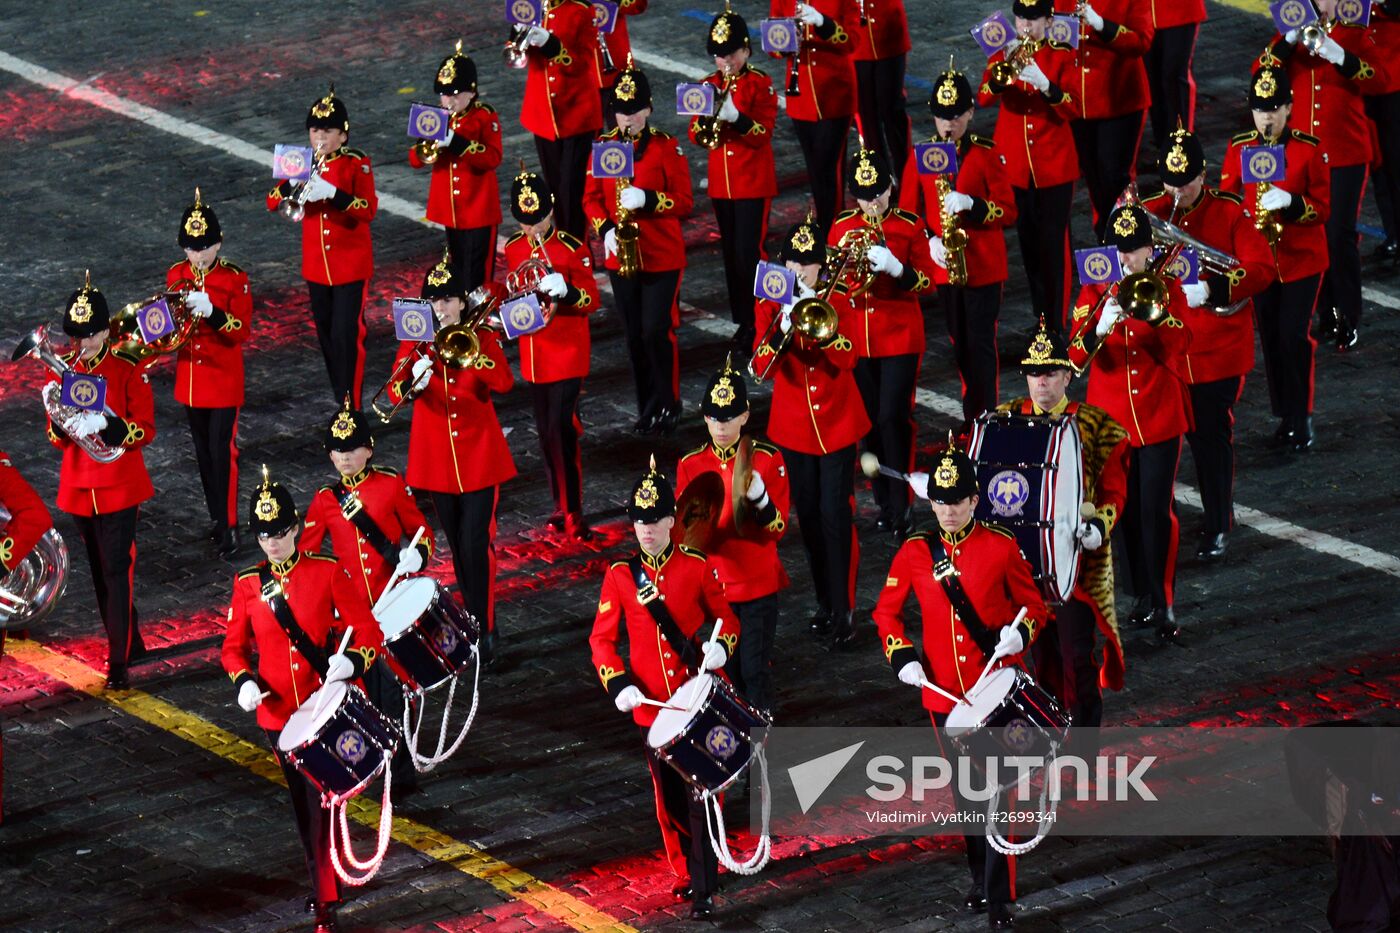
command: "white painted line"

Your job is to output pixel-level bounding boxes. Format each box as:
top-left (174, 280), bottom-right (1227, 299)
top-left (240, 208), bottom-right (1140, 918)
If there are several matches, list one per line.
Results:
top-left (1363, 285), bottom-right (1400, 310)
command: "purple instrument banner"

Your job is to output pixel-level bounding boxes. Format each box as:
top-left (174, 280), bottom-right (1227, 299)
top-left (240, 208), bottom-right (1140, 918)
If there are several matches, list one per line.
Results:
top-left (971, 11), bottom-right (1014, 57)
top-left (1269, 0), bottom-right (1318, 33)
top-left (273, 144), bottom-right (314, 181)
top-left (1240, 145), bottom-right (1287, 184)
top-left (499, 294), bottom-right (548, 340)
top-left (60, 372), bottom-right (107, 412)
top-left (760, 18), bottom-right (800, 54)
top-left (1075, 247), bottom-right (1123, 286)
top-left (407, 103), bottom-right (451, 141)
top-left (1159, 248), bottom-right (1200, 285)
top-left (1337, 0), bottom-right (1372, 26)
top-left (392, 298), bottom-right (436, 342)
top-left (592, 0), bottom-right (619, 33)
top-left (753, 262), bottom-right (796, 304)
top-left (506, 0), bottom-right (542, 26)
top-left (677, 83), bottom-right (716, 116)
top-left (591, 140), bottom-right (634, 178)
top-left (1049, 14), bottom-right (1080, 48)
top-left (913, 141), bottom-right (959, 176)
top-left (134, 296), bottom-right (176, 344)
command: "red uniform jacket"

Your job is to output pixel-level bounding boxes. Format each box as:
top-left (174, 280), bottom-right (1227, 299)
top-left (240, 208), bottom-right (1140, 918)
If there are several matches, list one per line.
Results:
top-left (675, 440), bottom-right (790, 603)
top-left (47, 343), bottom-right (155, 516)
top-left (873, 522), bottom-right (1048, 714)
top-left (0, 452), bottom-right (53, 573)
top-left (521, 0), bottom-right (604, 140)
top-left (387, 329), bottom-right (516, 494)
top-left (851, 0), bottom-right (910, 61)
top-left (165, 258), bottom-right (252, 407)
top-left (1219, 128), bottom-right (1331, 283)
top-left (408, 100), bottom-right (503, 230)
top-left (769, 0), bottom-right (859, 121)
top-left (590, 0), bottom-right (648, 87)
top-left (979, 41), bottom-right (1081, 189)
top-left (1265, 25), bottom-right (1385, 167)
top-left (899, 133), bottom-right (1017, 287)
top-left (828, 207), bottom-right (936, 357)
top-left (301, 465), bottom-right (436, 605)
top-left (1069, 282), bottom-right (1193, 446)
top-left (503, 228), bottom-right (600, 383)
top-left (1363, 10), bottom-right (1400, 95)
top-left (583, 127), bottom-right (693, 274)
top-left (1142, 187), bottom-right (1275, 384)
top-left (1054, 0), bottom-right (1154, 119)
top-left (222, 551), bottom-right (384, 731)
top-left (688, 65), bottom-right (780, 201)
top-left (752, 295), bottom-right (872, 455)
top-left (589, 543), bottom-right (740, 727)
top-left (1151, 0), bottom-right (1206, 29)
top-left (267, 146), bottom-right (377, 286)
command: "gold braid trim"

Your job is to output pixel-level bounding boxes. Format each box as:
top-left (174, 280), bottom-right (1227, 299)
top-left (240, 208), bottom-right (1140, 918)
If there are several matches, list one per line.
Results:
top-left (883, 633), bottom-right (912, 661)
top-left (0, 537), bottom-right (13, 569)
top-left (598, 664), bottom-right (625, 688)
top-left (121, 421), bottom-right (146, 447)
top-left (718, 632), bottom-right (739, 654)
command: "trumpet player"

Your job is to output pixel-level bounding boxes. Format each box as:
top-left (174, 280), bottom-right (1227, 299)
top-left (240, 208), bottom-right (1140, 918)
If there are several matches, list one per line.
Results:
top-left (591, 0), bottom-right (648, 117)
top-left (167, 189), bottom-right (251, 559)
top-left (900, 63), bottom-right (1017, 432)
top-left (47, 277), bottom-right (156, 690)
top-left (504, 165), bottom-right (600, 539)
top-left (832, 147), bottom-right (936, 540)
top-left (409, 42), bottom-right (502, 294)
top-left (1219, 64), bottom-right (1331, 453)
top-left (1067, 204), bottom-right (1191, 642)
top-left (690, 6), bottom-right (779, 352)
top-left (1142, 127), bottom-right (1274, 562)
top-left (583, 61), bottom-right (694, 436)
top-left (385, 255), bottom-right (516, 667)
top-left (266, 87), bottom-right (378, 408)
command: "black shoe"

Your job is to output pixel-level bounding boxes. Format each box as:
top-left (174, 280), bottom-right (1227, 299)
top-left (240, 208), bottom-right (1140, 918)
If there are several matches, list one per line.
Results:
top-left (478, 629), bottom-right (497, 669)
top-left (874, 514), bottom-right (893, 532)
top-left (965, 885), bottom-right (988, 913)
top-left (1336, 322), bottom-right (1359, 351)
top-left (205, 521), bottom-right (222, 543)
top-left (217, 526), bottom-right (241, 559)
top-left (828, 611), bottom-right (858, 650)
top-left (655, 403), bottom-right (681, 437)
top-left (566, 514), bottom-right (594, 541)
top-left (1126, 598), bottom-right (1152, 628)
top-left (808, 609), bottom-right (832, 635)
top-left (633, 412), bottom-right (658, 434)
top-left (104, 665), bottom-right (130, 690)
top-left (1374, 239), bottom-right (1397, 260)
top-left (1270, 418), bottom-right (1299, 449)
top-left (1291, 416), bottom-right (1314, 452)
top-left (1196, 532), bottom-right (1229, 563)
top-left (672, 883), bottom-right (693, 901)
top-left (547, 511), bottom-right (566, 531)
top-left (689, 895), bottom-right (714, 920)
top-left (1150, 607), bottom-right (1181, 643)
top-left (988, 903), bottom-right (1015, 929)
top-left (1312, 307), bottom-right (1339, 342)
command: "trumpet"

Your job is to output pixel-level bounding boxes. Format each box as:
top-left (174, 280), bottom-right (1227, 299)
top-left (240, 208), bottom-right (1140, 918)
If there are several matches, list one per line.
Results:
top-left (615, 177), bottom-right (643, 278)
top-left (693, 69), bottom-right (737, 150)
top-left (11, 324), bottom-right (124, 463)
top-left (933, 141), bottom-right (969, 287)
top-left (413, 138), bottom-right (441, 165)
top-left (989, 36), bottom-right (1045, 87)
top-left (504, 23), bottom-right (531, 69)
top-left (1068, 245), bottom-right (1178, 376)
top-left (370, 287), bottom-right (501, 422)
top-left (108, 278), bottom-right (198, 363)
top-left (280, 146), bottom-right (328, 222)
top-left (1301, 19), bottom-right (1334, 55)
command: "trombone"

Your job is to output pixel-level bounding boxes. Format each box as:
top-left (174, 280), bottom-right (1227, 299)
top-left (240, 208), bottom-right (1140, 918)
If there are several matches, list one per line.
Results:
top-left (369, 287), bottom-right (501, 422)
top-left (748, 249), bottom-right (845, 383)
top-left (1067, 243), bottom-right (1178, 376)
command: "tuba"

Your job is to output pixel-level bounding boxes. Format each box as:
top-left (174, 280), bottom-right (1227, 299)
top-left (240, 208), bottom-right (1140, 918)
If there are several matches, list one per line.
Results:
top-left (108, 278), bottom-right (198, 363)
top-left (1068, 245), bottom-right (1177, 375)
top-left (369, 287), bottom-right (501, 422)
top-left (933, 143), bottom-right (969, 287)
top-left (0, 505), bottom-right (68, 631)
top-left (11, 325), bottom-right (124, 463)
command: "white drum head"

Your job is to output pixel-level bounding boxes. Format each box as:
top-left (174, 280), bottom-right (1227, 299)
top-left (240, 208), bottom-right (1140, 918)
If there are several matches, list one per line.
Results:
top-left (277, 680), bottom-right (348, 751)
top-left (646, 673), bottom-right (714, 748)
top-left (374, 577), bottom-right (437, 639)
top-left (944, 668), bottom-right (1017, 734)
top-left (1046, 419), bottom-right (1084, 602)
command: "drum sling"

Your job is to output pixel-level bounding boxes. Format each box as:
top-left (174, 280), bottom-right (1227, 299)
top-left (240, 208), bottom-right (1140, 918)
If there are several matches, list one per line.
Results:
top-left (333, 485), bottom-right (399, 567)
top-left (628, 556), bottom-right (700, 674)
top-left (258, 566), bottom-right (329, 679)
top-left (924, 536), bottom-right (1001, 660)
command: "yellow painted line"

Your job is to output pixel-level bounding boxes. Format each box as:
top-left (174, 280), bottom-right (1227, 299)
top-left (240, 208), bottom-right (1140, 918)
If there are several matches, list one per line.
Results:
top-left (1211, 0), bottom-right (1272, 16)
top-left (6, 639), bottom-right (638, 933)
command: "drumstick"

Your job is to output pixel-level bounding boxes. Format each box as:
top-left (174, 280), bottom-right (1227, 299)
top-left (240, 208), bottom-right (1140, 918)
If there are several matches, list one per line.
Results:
top-left (859, 451), bottom-right (912, 484)
top-left (972, 607), bottom-right (1028, 694)
top-left (635, 697), bottom-right (689, 712)
top-left (919, 678), bottom-right (964, 705)
top-left (377, 525), bottom-right (427, 607)
top-left (312, 627), bottom-right (356, 717)
top-left (1079, 501), bottom-right (1098, 519)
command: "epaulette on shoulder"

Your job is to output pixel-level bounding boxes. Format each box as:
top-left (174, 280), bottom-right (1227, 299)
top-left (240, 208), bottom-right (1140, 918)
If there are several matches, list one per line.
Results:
top-left (609, 559), bottom-right (629, 570)
top-left (473, 100), bottom-right (498, 114)
top-left (1231, 129), bottom-right (1261, 145)
top-left (752, 439), bottom-right (780, 456)
top-left (217, 257), bottom-right (245, 274)
top-left (679, 443), bottom-right (708, 462)
top-left (648, 127), bottom-right (675, 141)
top-left (979, 521), bottom-right (1016, 539)
top-left (237, 564), bottom-right (262, 579)
top-left (110, 346), bottom-right (146, 365)
top-left (504, 230), bottom-right (527, 247)
top-left (890, 208), bottom-right (920, 225)
top-left (1210, 188), bottom-right (1244, 205)
top-left (306, 552), bottom-right (339, 563)
top-left (834, 207), bottom-right (860, 222)
top-left (969, 134), bottom-right (995, 149)
top-left (371, 464), bottom-right (400, 477)
top-left (340, 146), bottom-right (369, 159)
top-left (317, 482), bottom-right (337, 495)
top-left (1140, 188), bottom-right (1169, 205)
top-left (168, 260), bottom-right (187, 274)
top-left (905, 530), bottom-right (930, 542)
top-left (556, 230), bottom-right (584, 249)
top-left (1290, 128), bottom-right (1321, 146)
top-left (677, 543), bottom-right (707, 560)
top-left (599, 126), bottom-right (622, 140)
top-left (1046, 39), bottom-right (1072, 51)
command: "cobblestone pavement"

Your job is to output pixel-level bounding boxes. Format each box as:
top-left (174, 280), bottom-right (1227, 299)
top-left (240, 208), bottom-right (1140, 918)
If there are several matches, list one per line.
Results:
top-left (1, 1), bottom-right (1398, 931)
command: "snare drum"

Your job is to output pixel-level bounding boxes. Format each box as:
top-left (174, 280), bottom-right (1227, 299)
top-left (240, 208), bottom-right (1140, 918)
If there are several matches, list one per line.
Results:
top-left (647, 674), bottom-right (772, 794)
top-left (277, 681), bottom-right (402, 801)
top-left (374, 577), bottom-right (479, 695)
top-left (968, 411), bottom-right (1084, 604)
top-left (944, 668), bottom-right (1070, 783)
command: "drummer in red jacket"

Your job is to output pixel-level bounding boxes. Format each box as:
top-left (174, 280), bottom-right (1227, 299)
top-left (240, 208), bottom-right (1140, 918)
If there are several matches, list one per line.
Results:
top-left (589, 458), bottom-right (739, 921)
top-left (221, 470), bottom-right (384, 933)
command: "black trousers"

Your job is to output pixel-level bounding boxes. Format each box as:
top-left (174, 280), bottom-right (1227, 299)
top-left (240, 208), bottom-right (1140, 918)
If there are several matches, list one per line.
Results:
top-left (1031, 596), bottom-right (1102, 732)
top-left (712, 198), bottom-right (771, 331)
top-left (362, 660), bottom-right (415, 792)
top-left (791, 116), bottom-right (852, 236)
top-left (1117, 437), bottom-right (1182, 612)
top-left (932, 711), bottom-right (1014, 908)
top-left (534, 131), bottom-right (594, 241)
top-left (1146, 23), bottom-right (1200, 152)
top-left (1255, 274), bottom-right (1321, 419)
top-left (727, 593), bottom-right (779, 715)
top-left (778, 444), bottom-right (858, 618)
top-left (184, 405), bottom-right (239, 530)
top-left (306, 280), bottom-right (368, 408)
top-left (642, 730), bottom-right (718, 898)
top-left (430, 487), bottom-right (498, 635)
top-left (855, 56), bottom-right (911, 185)
top-left (71, 506), bottom-right (143, 668)
top-left (610, 269), bottom-right (681, 420)
top-left (1185, 375), bottom-right (1243, 538)
top-left (1013, 182), bottom-right (1074, 333)
top-left (1321, 163), bottom-right (1369, 328)
top-left (444, 225), bottom-right (498, 296)
top-left (1366, 92), bottom-right (1400, 242)
top-left (530, 378), bottom-right (584, 518)
top-left (1072, 111), bottom-right (1146, 240)
top-left (939, 282), bottom-right (1002, 428)
top-left (268, 729), bottom-right (340, 906)
top-left (854, 354), bottom-right (920, 521)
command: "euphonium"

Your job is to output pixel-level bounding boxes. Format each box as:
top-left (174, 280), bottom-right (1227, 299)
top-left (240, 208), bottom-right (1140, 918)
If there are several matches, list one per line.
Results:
top-left (10, 324), bottom-right (124, 463)
top-left (835, 211), bottom-right (883, 297)
top-left (615, 177), bottom-right (643, 278)
top-left (693, 70), bottom-right (737, 151)
top-left (504, 23), bottom-right (530, 69)
top-left (1068, 245), bottom-right (1178, 376)
top-left (279, 146), bottom-right (328, 222)
top-left (108, 277), bottom-right (197, 363)
top-left (1144, 192), bottom-right (1251, 316)
top-left (0, 505), bottom-right (68, 631)
top-left (989, 36), bottom-right (1045, 87)
top-left (933, 146), bottom-right (969, 287)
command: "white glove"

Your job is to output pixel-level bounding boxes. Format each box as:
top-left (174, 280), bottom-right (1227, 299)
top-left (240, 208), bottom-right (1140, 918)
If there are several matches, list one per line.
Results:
top-left (1096, 298), bottom-right (1125, 337)
top-left (718, 96), bottom-right (740, 123)
top-left (618, 186), bottom-right (646, 211)
top-left (867, 244), bottom-right (904, 278)
top-left (1081, 2), bottom-right (1105, 31)
top-left (604, 228), bottom-right (618, 258)
top-left (539, 272), bottom-right (569, 298)
top-left (1317, 36), bottom-right (1346, 65)
top-left (1259, 186), bottom-right (1293, 212)
top-left (908, 471), bottom-right (930, 501)
top-left (929, 235), bottom-right (948, 268)
top-left (779, 308), bottom-right (794, 334)
top-left (1077, 520), bottom-right (1104, 551)
top-left (745, 470), bottom-right (767, 502)
top-left (237, 680), bottom-right (264, 712)
top-left (795, 279), bottom-right (817, 299)
top-left (73, 411), bottom-right (107, 437)
top-left (701, 640), bottom-right (727, 672)
top-left (525, 25), bottom-right (550, 47)
top-left (325, 652), bottom-right (354, 684)
top-left (614, 684), bottom-right (644, 712)
top-left (796, 3), bottom-right (825, 27)
top-left (996, 623), bottom-right (1025, 657)
top-left (942, 191), bottom-right (974, 215)
top-left (303, 174), bottom-right (337, 203)
top-left (1285, 28), bottom-right (1299, 44)
top-left (1019, 62), bottom-right (1050, 93)
top-left (435, 128), bottom-right (455, 149)
top-left (410, 354), bottom-right (433, 393)
top-left (1182, 282), bottom-right (1209, 308)
top-left (187, 291), bottom-right (214, 318)
top-left (898, 660), bottom-right (924, 687)
top-left (396, 545), bottom-right (424, 575)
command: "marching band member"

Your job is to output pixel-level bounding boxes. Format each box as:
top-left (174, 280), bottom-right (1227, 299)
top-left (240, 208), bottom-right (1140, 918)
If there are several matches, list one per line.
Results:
top-left (901, 63), bottom-right (1018, 431)
top-left (267, 87), bottom-right (378, 407)
top-left (409, 42), bottom-right (503, 294)
top-left (583, 60), bottom-right (694, 436)
top-left (592, 0), bottom-right (649, 116)
top-left (1363, 1), bottom-right (1400, 264)
top-left (676, 360), bottom-right (790, 715)
top-left (872, 442), bottom-right (1047, 932)
top-left (1146, 0), bottom-right (1206, 151)
top-left (752, 219), bottom-right (871, 647)
top-left (589, 458), bottom-right (740, 921)
top-left (690, 6), bottom-right (779, 352)
top-left (517, 0), bottom-right (603, 241)
top-left (1220, 64), bottom-right (1331, 453)
top-left (48, 276), bottom-right (155, 690)
top-left (852, 0), bottom-right (912, 184)
top-left (979, 0), bottom-right (1081, 334)
top-left (1067, 204), bottom-right (1192, 642)
top-left (503, 165), bottom-right (601, 539)
top-left (222, 470), bottom-right (385, 933)
top-left (167, 189), bottom-right (252, 559)
top-left (769, 0), bottom-right (859, 234)
top-left (831, 147), bottom-right (936, 539)
top-left (1143, 127), bottom-right (1275, 562)
top-left (385, 255), bottom-right (516, 667)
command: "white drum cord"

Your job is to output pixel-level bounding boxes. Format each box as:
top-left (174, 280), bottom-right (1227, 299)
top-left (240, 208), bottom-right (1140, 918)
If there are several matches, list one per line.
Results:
top-left (703, 748), bottom-right (772, 875)
top-left (403, 645), bottom-right (481, 772)
top-left (984, 751), bottom-right (1060, 857)
top-left (328, 753), bottom-right (395, 885)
